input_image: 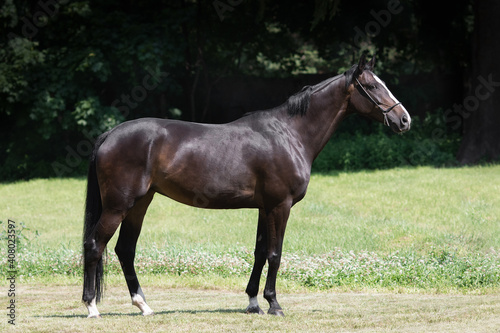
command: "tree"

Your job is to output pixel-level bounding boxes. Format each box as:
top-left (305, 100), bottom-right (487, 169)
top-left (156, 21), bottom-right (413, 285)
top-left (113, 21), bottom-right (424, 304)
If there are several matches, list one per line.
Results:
top-left (457, 0), bottom-right (500, 163)
top-left (0, 0), bottom-right (496, 180)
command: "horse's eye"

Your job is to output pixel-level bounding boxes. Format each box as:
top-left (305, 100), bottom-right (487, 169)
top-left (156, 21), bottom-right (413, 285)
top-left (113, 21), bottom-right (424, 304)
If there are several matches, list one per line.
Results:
top-left (368, 84), bottom-right (377, 90)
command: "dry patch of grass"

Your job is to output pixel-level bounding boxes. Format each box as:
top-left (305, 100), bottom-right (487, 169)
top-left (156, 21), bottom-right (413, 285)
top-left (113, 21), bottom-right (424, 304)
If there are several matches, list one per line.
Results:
top-left (2, 282), bottom-right (499, 332)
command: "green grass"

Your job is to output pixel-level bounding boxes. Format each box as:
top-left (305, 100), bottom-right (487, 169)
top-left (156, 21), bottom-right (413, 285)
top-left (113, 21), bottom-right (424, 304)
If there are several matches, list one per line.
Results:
top-left (1, 166), bottom-right (499, 291)
top-left (2, 284), bottom-right (500, 332)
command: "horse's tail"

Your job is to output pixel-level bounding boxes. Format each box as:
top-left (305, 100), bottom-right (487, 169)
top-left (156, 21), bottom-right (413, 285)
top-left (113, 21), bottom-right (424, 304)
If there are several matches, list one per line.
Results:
top-left (82, 131), bottom-right (109, 303)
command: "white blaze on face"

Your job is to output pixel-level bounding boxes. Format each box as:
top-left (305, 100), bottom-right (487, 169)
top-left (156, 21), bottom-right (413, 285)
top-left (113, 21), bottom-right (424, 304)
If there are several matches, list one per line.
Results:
top-left (372, 73), bottom-right (411, 126)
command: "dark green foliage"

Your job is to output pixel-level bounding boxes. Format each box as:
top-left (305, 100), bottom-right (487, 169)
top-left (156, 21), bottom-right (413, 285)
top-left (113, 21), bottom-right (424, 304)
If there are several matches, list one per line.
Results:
top-left (313, 110), bottom-right (461, 172)
top-left (0, 1), bottom-right (480, 180)
top-left (1, 1), bottom-right (185, 179)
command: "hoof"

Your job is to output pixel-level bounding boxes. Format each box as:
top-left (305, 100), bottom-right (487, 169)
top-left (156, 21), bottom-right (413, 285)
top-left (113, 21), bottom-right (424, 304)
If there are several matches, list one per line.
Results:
top-left (132, 294), bottom-right (154, 316)
top-left (246, 306), bottom-right (265, 315)
top-left (268, 308), bottom-right (285, 317)
top-left (87, 314), bottom-right (102, 319)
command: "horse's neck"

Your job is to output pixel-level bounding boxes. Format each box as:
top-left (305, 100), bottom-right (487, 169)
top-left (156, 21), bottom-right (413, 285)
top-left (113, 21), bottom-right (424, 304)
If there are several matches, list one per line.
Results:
top-left (291, 79), bottom-right (350, 162)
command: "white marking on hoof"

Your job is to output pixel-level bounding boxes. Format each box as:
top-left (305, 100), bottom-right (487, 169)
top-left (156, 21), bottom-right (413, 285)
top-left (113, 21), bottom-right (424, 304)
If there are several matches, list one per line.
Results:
top-left (85, 298), bottom-right (101, 318)
top-left (249, 296), bottom-right (259, 309)
top-left (132, 294), bottom-right (154, 316)
top-left (246, 296), bottom-right (265, 315)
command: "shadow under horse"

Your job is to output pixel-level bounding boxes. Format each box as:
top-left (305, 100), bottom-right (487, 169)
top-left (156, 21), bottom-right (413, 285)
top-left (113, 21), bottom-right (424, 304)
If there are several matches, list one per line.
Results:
top-left (82, 55), bottom-right (411, 318)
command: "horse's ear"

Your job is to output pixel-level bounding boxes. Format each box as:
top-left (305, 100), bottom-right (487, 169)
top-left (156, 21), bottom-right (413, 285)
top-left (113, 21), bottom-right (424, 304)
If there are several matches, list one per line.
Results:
top-left (358, 53), bottom-right (367, 72)
top-left (345, 53), bottom-right (370, 90)
top-left (365, 55), bottom-right (375, 71)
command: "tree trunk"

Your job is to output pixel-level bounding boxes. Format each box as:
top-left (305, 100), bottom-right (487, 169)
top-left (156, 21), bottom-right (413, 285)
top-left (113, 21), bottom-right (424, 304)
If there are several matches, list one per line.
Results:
top-left (457, 0), bottom-right (500, 164)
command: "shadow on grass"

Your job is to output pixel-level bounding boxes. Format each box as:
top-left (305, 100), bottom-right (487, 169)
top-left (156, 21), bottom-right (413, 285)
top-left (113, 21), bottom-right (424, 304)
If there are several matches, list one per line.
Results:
top-left (37, 308), bottom-right (246, 319)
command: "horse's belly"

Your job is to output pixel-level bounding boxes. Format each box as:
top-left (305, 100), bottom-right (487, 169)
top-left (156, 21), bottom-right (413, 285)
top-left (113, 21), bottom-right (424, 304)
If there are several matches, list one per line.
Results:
top-left (152, 172), bottom-right (258, 209)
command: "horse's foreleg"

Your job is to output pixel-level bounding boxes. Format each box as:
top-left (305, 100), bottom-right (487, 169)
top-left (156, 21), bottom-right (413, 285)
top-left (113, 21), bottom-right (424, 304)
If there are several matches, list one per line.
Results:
top-left (115, 192), bottom-right (155, 316)
top-left (263, 202), bottom-right (291, 316)
top-left (245, 210), bottom-right (267, 315)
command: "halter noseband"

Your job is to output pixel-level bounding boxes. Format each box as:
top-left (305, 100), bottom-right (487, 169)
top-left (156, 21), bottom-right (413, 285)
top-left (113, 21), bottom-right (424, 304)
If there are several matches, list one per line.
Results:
top-left (355, 77), bottom-right (401, 126)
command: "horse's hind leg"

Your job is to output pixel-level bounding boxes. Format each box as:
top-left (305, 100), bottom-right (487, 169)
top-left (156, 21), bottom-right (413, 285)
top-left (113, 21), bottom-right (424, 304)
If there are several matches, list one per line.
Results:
top-left (115, 191), bottom-right (155, 316)
top-left (245, 210), bottom-right (267, 315)
top-left (83, 210), bottom-right (125, 318)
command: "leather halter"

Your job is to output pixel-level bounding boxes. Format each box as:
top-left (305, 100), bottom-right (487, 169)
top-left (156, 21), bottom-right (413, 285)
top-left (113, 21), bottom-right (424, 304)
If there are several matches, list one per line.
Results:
top-left (355, 77), bottom-right (401, 126)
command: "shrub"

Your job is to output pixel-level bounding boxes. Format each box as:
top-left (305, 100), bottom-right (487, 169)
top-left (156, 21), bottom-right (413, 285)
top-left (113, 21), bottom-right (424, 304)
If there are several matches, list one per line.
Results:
top-left (312, 111), bottom-right (461, 172)
top-left (2, 244), bottom-right (498, 291)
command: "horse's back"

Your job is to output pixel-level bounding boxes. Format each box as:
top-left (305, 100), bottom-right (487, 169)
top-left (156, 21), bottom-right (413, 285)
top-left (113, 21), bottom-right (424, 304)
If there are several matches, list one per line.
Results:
top-left (96, 116), bottom-right (309, 210)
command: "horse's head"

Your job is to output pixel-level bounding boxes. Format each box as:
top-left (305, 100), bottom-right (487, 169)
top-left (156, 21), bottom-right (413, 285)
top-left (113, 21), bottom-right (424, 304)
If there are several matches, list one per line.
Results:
top-left (345, 54), bottom-right (411, 133)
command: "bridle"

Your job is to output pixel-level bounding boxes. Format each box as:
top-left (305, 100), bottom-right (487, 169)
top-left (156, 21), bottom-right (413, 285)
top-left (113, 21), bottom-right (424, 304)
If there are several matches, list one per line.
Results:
top-left (355, 77), bottom-right (400, 126)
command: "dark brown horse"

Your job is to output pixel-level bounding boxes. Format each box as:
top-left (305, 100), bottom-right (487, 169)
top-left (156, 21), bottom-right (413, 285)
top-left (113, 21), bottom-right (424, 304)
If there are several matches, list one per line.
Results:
top-left (82, 55), bottom-right (411, 318)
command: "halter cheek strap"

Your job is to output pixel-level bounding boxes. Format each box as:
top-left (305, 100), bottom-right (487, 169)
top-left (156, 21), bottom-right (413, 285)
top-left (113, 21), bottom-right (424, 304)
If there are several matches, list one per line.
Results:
top-left (355, 78), bottom-right (401, 126)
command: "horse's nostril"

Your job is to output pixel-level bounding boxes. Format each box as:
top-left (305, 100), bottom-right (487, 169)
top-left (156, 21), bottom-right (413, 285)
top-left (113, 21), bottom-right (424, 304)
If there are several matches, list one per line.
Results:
top-left (401, 114), bottom-right (409, 124)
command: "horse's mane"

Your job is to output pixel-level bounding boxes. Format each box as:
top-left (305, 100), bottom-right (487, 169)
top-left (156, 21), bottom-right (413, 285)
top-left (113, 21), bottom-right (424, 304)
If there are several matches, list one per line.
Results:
top-left (286, 73), bottom-right (345, 117)
top-left (242, 73), bottom-right (346, 119)
top-left (287, 85), bottom-right (313, 117)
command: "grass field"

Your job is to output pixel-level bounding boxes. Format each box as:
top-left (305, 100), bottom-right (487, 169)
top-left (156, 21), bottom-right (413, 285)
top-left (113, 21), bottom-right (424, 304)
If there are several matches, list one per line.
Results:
top-left (1, 282), bottom-right (499, 332)
top-left (1, 166), bottom-right (500, 330)
top-left (2, 165), bottom-right (500, 253)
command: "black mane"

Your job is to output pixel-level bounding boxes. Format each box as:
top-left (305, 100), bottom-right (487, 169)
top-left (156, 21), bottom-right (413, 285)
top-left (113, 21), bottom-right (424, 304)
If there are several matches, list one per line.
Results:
top-left (286, 74), bottom-right (345, 117)
top-left (343, 64), bottom-right (359, 90)
top-left (287, 85), bottom-right (312, 117)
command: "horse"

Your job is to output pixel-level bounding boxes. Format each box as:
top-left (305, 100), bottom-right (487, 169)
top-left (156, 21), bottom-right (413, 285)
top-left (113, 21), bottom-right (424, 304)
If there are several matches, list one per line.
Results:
top-left (82, 54), bottom-right (411, 318)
